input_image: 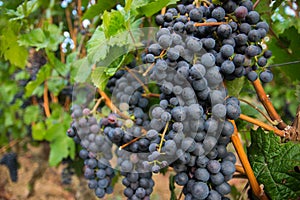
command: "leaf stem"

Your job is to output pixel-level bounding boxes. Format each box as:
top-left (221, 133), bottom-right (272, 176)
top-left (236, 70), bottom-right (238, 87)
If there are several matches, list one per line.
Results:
top-left (230, 120), bottom-right (269, 200)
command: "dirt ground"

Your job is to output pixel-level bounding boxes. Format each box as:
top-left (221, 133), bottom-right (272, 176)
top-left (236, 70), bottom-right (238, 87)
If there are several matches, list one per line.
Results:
top-left (0, 143), bottom-right (247, 200)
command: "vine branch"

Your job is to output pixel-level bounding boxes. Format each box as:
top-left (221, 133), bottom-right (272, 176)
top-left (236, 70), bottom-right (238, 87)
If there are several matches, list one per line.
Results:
top-left (238, 98), bottom-right (277, 125)
top-left (43, 81), bottom-right (51, 117)
top-left (239, 114), bottom-right (285, 137)
top-left (252, 79), bottom-right (288, 130)
top-left (230, 120), bottom-right (269, 200)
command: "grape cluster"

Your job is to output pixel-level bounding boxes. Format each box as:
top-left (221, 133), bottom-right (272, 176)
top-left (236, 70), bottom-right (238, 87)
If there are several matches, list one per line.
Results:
top-left (67, 0), bottom-right (274, 199)
top-left (155, 0), bottom-right (273, 83)
top-left (0, 152), bottom-right (18, 182)
top-left (67, 105), bottom-right (115, 198)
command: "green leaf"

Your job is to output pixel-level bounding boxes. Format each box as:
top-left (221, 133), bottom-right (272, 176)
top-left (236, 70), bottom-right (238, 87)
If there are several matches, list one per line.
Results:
top-left (0, 25), bottom-right (28, 68)
top-left (18, 24), bottom-right (63, 51)
top-left (248, 128), bottom-right (300, 199)
top-left (72, 57), bottom-right (93, 83)
top-left (254, 0), bottom-right (272, 23)
top-left (49, 135), bottom-right (75, 166)
top-left (124, 0), bottom-right (133, 12)
top-left (169, 174), bottom-right (176, 200)
top-left (296, 84), bottom-right (300, 103)
top-left (25, 63), bottom-right (51, 97)
top-left (130, 0), bottom-right (150, 10)
top-left (91, 54), bottom-right (126, 90)
top-left (44, 123), bottom-right (64, 142)
top-left (18, 28), bottom-right (47, 50)
top-left (225, 76), bottom-right (245, 97)
top-left (47, 77), bottom-right (67, 96)
top-left (86, 26), bottom-right (108, 63)
top-left (6, 0), bottom-right (39, 21)
top-left (268, 26), bottom-right (300, 81)
top-left (42, 23), bottom-right (64, 51)
top-left (102, 10), bottom-right (126, 38)
top-left (46, 50), bottom-right (68, 76)
top-left (91, 66), bottom-right (109, 90)
top-left (82, 0), bottom-right (117, 19)
top-left (32, 122), bottom-right (46, 141)
top-left (137, 0), bottom-right (179, 17)
top-left (23, 105), bottom-right (41, 125)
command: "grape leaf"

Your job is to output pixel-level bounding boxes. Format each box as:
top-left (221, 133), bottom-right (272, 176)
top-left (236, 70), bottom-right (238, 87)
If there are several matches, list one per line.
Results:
top-left (91, 54), bottom-right (126, 90)
top-left (268, 26), bottom-right (300, 81)
top-left (32, 122), bottom-right (46, 141)
top-left (225, 76), bottom-right (245, 97)
top-left (86, 26), bottom-right (108, 63)
top-left (130, 0), bottom-right (150, 10)
top-left (91, 67), bottom-right (109, 90)
top-left (137, 0), bottom-right (179, 17)
top-left (82, 0), bottom-right (118, 19)
top-left (19, 24), bottom-right (63, 51)
top-left (25, 63), bottom-right (52, 97)
top-left (0, 25), bottom-right (28, 68)
top-left (23, 105), bottom-right (41, 125)
top-left (46, 50), bottom-right (68, 76)
top-left (169, 174), bottom-right (176, 200)
top-left (72, 57), bottom-right (93, 83)
top-left (254, 0), bottom-right (272, 23)
top-left (5, 0), bottom-right (39, 21)
top-left (248, 128), bottom-right (300, 199)
top-left (49, 135), bottom-right (75, 166)
top-left (102, 10), bottom-right (126, 38)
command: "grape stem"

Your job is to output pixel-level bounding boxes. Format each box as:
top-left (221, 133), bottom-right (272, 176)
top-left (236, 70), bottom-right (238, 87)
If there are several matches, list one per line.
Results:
top-left (90, 97), bottom-right (104, 114)
top-left (239, 114), bottom-right (285, 137)
top-left (98, 89), bottom-right (130, 120)
top-left (177, 187), bottom-right (184, 200)
top-left (143, 62), bottom-right (155, 77)
top-left (194, 22), bottom-right (227, 27)
top-left (143, 50), bottom-right (166, 77)
top-left (251, 79), bottom-right (288, 130)
top-left (119, 132), bottom-right (147, 149)
top-left (158, 121), bottom-right (170, 153)
top-left (0, 139), bottom-right (21, 154)
top-left (43, 81), bottom-right (51, 118)
top-left (125, 66), bottom-right (150, 93)
top-left (199, 0), bottom-right (212, 6)
top-left (230, 120), bottom-right (269, 200)
top-left (141, 93), bottom-right (160, 98)
top-left (253, 0), bottom-right (261, 10)
top-left (238, 98), bottom-right (278, 126)
top-left (235, 164), bottom-right (246, 175)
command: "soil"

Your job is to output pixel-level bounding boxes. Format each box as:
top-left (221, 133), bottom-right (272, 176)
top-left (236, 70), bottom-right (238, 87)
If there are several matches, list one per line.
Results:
top-left (0, 143), bottom-right (247, 200)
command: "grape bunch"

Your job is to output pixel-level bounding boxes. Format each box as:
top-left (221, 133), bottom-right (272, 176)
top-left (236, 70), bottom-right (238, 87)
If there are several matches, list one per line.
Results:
top-left (0, 152), bottom-right (18, 182)
top-left (155, 0), bottom-right (272, 83)
top-left (66, 0), bottom-right (274, 199)
top-left (67, 105), bottom-right (115, 198)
